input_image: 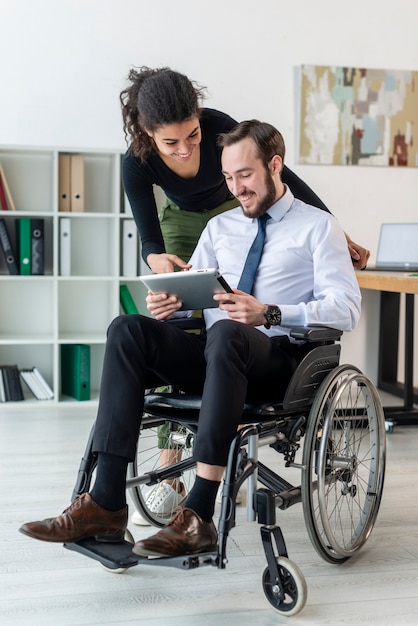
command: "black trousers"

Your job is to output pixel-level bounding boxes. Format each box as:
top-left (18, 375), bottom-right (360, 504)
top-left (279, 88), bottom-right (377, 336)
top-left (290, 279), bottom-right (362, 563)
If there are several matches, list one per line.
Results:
top-left (93, 315), bottom-right (297, 466)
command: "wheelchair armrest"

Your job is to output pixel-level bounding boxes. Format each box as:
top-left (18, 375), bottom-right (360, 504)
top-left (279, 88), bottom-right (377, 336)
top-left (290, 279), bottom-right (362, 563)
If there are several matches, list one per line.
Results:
top-left (164, 317), bottom-right (205, 331)
top-left (164, 320), bottom-right (341, 341)
top-left (289, 326), bottom-right (343, 342)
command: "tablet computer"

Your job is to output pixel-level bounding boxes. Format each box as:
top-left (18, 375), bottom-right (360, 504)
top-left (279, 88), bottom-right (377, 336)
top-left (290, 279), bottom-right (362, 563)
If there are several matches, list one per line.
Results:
top-left (139, 268), bottom-right (233, 310)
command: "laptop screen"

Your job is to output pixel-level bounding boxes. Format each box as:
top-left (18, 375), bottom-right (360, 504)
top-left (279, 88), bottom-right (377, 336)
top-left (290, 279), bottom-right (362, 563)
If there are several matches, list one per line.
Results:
top-left (376, 223), bottom-right (418, 270)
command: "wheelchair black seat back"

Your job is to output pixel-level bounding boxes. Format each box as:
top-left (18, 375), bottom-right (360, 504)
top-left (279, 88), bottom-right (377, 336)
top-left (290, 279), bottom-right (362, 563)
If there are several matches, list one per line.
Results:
top-left (68, 325), bottom-right (386, 617)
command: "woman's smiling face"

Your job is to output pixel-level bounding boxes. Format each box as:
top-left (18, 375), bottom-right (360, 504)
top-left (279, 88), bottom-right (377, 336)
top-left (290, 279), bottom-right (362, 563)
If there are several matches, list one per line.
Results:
top-left (148, 117), bottom-right (201, 164)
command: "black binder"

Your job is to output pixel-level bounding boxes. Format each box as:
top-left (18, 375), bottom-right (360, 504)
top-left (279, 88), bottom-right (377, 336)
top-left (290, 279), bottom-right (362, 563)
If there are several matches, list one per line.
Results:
top-left (31, 218), bottom-right (45, 275)
top-left (0, 218), bottom-right (18, 274)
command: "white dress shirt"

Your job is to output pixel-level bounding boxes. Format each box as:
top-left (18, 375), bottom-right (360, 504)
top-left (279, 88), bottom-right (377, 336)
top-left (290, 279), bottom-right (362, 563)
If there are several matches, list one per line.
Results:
top-left (186, 187), bottom-right (361, 339)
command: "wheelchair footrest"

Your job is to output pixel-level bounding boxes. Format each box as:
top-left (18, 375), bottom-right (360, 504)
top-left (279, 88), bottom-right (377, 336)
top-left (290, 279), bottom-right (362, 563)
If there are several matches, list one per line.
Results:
top-left (64, 537), bottom-right (140, 570)
top-left (137, 552), bottom-right (218, 570)
top-left (64, 538), bottom-right (218, 571)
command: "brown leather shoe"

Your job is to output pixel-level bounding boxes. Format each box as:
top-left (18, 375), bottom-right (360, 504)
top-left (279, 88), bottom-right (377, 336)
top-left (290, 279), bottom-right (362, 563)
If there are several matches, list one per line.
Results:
top-left (132, 506), bottom-right (217, 557)
top-left (19, 493), bottom-right (128, 543)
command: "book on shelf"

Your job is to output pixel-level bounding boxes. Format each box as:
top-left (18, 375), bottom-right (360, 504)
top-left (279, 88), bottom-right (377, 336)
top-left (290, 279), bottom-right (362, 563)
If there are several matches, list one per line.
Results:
top-left (0, 217), bottom-right (19, 274)
top-left (31, 218), bottom-right (45, 275)
top-left (20, 367), bottom-right (54, 400)
top-left (0, 171), bottom-right (9, 211)
top-left (0, 365), bottom-right (24, 402)
top-left (61, 344), bottom-right (90, 401)
top-left (0, 162), bottom-right (16, 211)
top-left (10, 365), bottom-right (24, 401)
top-left (15, 217), bottom-right (32, 275)
top-left (0, 366), bottom-right (11, 401)
top-left (120, 284), bottom-right (139, 314)
top-left (33, 366), bottom-right (54, 399)
top-left (0, 368), bottom-right (5, 402)
top-left (20, 369), bottom-right (44, 400)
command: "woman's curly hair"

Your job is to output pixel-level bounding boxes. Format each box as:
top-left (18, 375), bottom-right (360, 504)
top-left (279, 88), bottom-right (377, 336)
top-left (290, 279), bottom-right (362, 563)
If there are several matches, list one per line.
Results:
top-left (120, 66), bottom-right (206, 161)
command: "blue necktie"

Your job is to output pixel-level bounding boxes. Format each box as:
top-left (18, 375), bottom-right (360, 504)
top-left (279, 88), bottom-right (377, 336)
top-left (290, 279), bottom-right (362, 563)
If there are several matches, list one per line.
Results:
top-left (237, 214), bottom-right (270, 294)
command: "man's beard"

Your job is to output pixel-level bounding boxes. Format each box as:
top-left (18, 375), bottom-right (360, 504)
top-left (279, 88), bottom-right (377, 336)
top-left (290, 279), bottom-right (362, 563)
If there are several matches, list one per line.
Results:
top-left (241, 171), bottom-right (277, 218)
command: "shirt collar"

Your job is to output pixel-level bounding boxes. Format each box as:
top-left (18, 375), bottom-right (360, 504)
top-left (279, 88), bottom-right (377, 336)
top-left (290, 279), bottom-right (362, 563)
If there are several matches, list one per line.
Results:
top-left (265, 185), bottom-right (295, 222)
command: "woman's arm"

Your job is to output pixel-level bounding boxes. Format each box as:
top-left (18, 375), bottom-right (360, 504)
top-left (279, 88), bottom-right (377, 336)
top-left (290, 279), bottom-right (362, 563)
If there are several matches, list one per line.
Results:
top-left (281, 165), bottom-right (329, 211)
top-left (122, 155), bottom-right (166, 264)
top-left (281, 165), bottom-right (370, 269)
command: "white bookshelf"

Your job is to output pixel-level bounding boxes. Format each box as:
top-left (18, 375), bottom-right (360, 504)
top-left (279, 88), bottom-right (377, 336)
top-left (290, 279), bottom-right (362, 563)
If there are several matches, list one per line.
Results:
top-left (0, 145), bottom-right (150, 407)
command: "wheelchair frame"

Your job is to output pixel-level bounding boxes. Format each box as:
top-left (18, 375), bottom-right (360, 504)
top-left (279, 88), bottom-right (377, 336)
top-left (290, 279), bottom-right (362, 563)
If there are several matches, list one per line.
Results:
top-left (66, 326), bottom-right (386, 617)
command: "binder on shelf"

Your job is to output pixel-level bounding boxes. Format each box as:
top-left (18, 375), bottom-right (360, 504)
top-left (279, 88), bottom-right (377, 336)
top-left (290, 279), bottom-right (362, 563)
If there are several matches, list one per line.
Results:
top-left (20, 366), bottom-right (54, 400)
top-left (70, 154), bottom-right (85, 212)
top-left (60, 217), bottom-right (71, 276)
top-left (0, 217), bottom-right (19, 274)
top-left (61, 344), bottom-right (90, 401)
top-left (120, 284), bottom-right (139, 314)
top-left (15, 217), bottom-right (32, 275)
top-left (122, 219), bottom-right (138, 276)
top-left (31, 218), bottom-right (45, 275)
top-left (0, 162), bottom-right (16, 211)
top-left (58, 153), bottom-right (71, 212)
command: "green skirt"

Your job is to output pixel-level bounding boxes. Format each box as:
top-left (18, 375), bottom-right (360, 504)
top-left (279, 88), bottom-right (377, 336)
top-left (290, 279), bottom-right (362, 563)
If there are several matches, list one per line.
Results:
top-left (159, 195), bottom-right (239, 261)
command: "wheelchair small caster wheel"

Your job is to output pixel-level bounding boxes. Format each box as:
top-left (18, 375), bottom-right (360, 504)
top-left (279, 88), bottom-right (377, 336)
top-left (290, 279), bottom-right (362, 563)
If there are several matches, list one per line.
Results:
top-left (261, 556), bottom-right (307, 616)
top-left (385, 421), bottom-right (394, 434)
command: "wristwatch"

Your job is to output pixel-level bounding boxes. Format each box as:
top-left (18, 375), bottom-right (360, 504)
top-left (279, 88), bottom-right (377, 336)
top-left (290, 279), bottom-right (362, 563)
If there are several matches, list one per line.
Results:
top-left (263, 305), bottom-right (282, 329)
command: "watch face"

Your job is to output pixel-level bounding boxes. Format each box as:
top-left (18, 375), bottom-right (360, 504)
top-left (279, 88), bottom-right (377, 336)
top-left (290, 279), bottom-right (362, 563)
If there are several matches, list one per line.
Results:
top-left (265, 305), bottom-right (281, 326)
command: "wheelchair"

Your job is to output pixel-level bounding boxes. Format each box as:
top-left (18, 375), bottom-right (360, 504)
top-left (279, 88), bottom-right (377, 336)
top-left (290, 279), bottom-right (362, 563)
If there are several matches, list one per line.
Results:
top-left (66, 322), bottom-right (386, 617)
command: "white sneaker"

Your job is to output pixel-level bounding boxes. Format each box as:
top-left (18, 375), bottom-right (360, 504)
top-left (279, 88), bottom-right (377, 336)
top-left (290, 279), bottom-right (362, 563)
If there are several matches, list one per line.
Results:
top-left (131, 482), bottom-right (186, 526)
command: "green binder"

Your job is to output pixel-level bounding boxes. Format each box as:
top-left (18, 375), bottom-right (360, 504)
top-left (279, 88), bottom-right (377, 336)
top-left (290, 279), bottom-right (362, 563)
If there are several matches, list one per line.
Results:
top-left (15, 217), bottom-right (32, 275)
top-left (61, 344), bottom-right (90, 401)
top-left (120, 284), bottom-right (139, 314)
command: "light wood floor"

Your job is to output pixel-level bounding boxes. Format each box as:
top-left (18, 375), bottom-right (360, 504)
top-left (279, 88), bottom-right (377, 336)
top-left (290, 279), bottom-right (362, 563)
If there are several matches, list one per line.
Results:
top-left (1, 399), bottom-right (418, 626)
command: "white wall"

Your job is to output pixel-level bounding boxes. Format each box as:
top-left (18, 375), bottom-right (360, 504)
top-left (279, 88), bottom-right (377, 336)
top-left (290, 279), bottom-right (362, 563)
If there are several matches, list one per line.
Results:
top-left (1, 0), bottom-right (418, 385)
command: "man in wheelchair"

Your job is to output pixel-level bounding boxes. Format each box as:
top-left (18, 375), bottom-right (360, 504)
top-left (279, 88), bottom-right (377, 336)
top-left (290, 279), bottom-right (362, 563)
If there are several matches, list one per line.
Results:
top-left (20, 120), bottom-right (361, 559)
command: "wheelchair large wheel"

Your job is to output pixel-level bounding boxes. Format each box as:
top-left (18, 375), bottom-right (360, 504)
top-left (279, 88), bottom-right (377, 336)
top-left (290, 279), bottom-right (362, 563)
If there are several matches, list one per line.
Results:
top-left (301, 365), bottom-right (386, 563)
top-left (127, 416), bottom-right (197, 528)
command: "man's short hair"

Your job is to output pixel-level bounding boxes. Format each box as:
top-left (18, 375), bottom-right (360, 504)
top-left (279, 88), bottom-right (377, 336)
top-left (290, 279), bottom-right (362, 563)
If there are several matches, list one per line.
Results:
top-left (218, 119), bottom-right (286, 169)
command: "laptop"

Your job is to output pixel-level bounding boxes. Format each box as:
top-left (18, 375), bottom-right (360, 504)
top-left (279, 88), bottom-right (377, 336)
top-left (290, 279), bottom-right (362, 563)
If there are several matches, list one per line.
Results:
top-left (139, 268), bottom-right (233, 310)
top-left (367, 223), bottom-right (418, 272)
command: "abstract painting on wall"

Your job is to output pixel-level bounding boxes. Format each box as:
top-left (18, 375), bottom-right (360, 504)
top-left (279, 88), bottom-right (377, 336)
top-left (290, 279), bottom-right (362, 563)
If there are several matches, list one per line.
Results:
top-left (297, 65), bottom-right (418, 167)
